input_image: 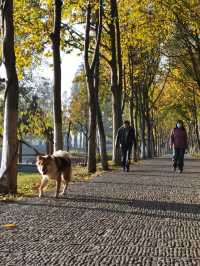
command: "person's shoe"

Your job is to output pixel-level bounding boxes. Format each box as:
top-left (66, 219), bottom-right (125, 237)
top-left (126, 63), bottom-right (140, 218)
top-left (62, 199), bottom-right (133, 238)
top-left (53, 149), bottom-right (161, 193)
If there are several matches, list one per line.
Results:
top-left (126, 165), bottom-right (130, 172)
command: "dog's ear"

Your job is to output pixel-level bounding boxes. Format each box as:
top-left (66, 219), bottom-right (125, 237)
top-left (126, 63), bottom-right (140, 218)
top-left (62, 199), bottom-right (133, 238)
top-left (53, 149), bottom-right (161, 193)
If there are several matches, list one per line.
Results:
top-left (37, 155), bottom-right (43, 161)
top-left (46, 155), bottom-right (51, 159)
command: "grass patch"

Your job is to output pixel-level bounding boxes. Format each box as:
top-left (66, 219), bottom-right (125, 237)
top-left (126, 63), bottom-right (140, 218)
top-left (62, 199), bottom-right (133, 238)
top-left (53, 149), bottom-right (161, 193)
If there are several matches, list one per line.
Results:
top-left (15, 163), bottom-right (117, 198)
top-left (17, 172), bottom-right (40, 197)
top-left (0, 161), bottom-right (130, 200)
top-left (16, 167), bottom-right (91, 197)
top-left (191, 153), bottom-right (200, 159)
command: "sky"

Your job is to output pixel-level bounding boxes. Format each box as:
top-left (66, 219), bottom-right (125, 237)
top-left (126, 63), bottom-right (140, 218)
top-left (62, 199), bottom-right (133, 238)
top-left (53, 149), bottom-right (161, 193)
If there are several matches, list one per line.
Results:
top-left (38, 51), bottom-right (82, 97)
top-left (0, 23), bottom-right (84, 99)
top-left (61, 51), bottom-right (82, 95)
top-left (0, 51), bottom-right (82, 98)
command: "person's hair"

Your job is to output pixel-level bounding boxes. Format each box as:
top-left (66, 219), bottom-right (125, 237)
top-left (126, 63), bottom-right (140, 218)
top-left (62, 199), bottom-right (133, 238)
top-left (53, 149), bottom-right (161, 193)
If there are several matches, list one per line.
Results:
top-left (176, 120), bottom-right (186, 130)
top-left (124, 120), bottom-right (130, 125)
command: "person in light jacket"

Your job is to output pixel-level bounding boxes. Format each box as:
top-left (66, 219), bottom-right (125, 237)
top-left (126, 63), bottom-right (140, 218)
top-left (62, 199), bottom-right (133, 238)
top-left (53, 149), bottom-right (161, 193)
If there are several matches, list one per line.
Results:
top-left (115, 120), bottom-right (136, 172)
top-left (169, 120), bottom-right (188, 173)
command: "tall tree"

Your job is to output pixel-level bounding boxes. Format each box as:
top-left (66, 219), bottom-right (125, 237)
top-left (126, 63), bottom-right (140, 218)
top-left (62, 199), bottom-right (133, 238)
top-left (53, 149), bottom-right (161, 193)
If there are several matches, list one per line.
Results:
top-left (51, 0), bottom-right (63, 151)
top-left (109, 0), bottom-right (123, 164)
top-left (94, 11), bottom-right (108, 170)
top-left (84, 0), bottom-right (103, 173)
top-left (0, 0), bottom-right (19, 194)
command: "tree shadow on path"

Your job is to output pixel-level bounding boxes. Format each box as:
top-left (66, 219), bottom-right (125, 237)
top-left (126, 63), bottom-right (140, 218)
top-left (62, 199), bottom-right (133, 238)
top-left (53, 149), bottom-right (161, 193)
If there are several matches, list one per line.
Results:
top-left (89, 181), bottom-right (200, 190)
top-left (4, 193), bottom-right (200, 222)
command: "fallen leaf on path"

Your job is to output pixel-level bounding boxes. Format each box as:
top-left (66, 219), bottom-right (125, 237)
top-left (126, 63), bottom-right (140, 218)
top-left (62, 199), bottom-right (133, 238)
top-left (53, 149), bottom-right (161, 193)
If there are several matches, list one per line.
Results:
top-left (2, 224), bottom-right (17, 230)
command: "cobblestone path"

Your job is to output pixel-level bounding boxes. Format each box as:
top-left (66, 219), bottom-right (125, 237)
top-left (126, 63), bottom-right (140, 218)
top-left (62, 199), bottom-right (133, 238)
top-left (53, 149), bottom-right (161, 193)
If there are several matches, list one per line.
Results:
top-left (1, 157), bottom-right (200, 266)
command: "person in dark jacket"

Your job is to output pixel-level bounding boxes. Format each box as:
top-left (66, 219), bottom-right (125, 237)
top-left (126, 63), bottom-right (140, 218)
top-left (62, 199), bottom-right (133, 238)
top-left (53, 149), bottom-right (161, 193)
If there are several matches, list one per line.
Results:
top-left (169, 120), bottom-right (188, 173)
top-left (115, 120), bottom-right (136, 172)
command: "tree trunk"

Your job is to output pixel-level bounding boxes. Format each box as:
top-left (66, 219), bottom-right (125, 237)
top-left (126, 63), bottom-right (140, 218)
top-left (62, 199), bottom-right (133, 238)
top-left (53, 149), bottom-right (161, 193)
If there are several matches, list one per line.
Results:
top-left (51, 0), bottom-right (63, 151)
top-left (145, 93), bottom-right (152, 158)
top-left (84, 0), bottom-right (103, 173)
top-left (85, 132), bottom-right (88, 156)
top-left (154, 124), bottom-right (158, 157)
top-left (129, 57), bottom-right (134, 126)
top-left (109, 0), bottom-right (123, 164)
top-left (151, 112), bottom-right (156, 157)
top-left (128, 49), bottom-right (138, 161)
top-left (66, 121), bottom-right (72, 151)
top-left (18, 141), bottom-right (22, 163)
top-left (114, 0), bottom-right (123, 103)
top-left (79, 132), bottom-right (83, 149)
top-left (192, 87), bottom-right (200, 151)
top-left (112, 92), bottom-right (123, 163)
top-left (134, 82), bottom-right (139, 161)
top-left (87, 76), bottom-right (97, 172)
top-left (94, 23), bottom-right (108, 170)
top-left (0, 0), bottom-right (19, 194)
top-left (73, 133), bottom-right (78, 149)
top-left (97, 103), bottom-right (108, 170)
top-left (84, 2), bottom-right (96, 173)
top-left (140, 116), bottom-right (146, 158)
top-left (46, 140), bottom-right (50, 154)
top-left (139, 88), bottom-right (146, 159)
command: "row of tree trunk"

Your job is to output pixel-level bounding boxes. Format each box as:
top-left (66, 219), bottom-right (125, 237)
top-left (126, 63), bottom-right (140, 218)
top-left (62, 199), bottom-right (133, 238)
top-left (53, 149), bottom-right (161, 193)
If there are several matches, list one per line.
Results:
top-left (83, 0), bottom-right (124, 172)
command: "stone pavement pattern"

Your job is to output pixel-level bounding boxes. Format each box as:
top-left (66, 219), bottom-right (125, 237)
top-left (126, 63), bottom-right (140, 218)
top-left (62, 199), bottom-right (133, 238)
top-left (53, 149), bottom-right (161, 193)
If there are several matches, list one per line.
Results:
top-left (1, 157), bottom-right (200, 266)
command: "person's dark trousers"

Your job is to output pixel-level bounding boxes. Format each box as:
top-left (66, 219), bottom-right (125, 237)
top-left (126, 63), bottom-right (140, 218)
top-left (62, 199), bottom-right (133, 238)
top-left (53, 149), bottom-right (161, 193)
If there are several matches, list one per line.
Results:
top-left (173, 148), bottom-right (185, 171)
top-left (121, 146), bottom-right (132, 171)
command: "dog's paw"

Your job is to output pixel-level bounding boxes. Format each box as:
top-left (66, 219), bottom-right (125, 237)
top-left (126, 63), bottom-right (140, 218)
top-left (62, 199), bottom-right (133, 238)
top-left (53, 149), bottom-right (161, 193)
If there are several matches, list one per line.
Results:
top-left (38, 190), bottom-right (44, 198)
top-left (60, 191), bottom-right (66, 196)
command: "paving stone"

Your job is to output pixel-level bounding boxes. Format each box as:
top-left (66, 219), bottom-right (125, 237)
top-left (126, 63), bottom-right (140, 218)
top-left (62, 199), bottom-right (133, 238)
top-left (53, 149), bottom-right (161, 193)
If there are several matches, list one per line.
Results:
top-left (1, 157), bottom-right (200, 265)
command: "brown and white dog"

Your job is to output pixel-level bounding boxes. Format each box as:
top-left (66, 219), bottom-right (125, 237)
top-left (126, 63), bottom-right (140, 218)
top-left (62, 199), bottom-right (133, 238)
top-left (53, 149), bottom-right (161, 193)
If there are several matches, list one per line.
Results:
top-left (36, 150), bottom-right (72, 198)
